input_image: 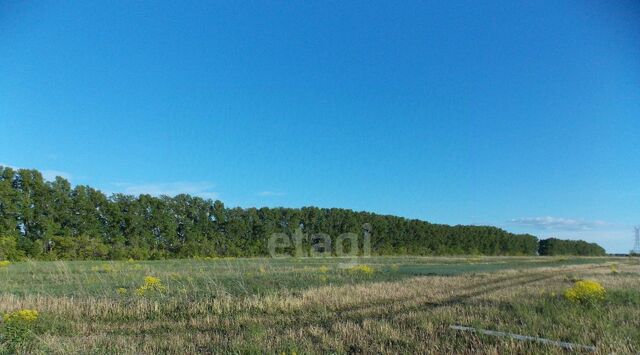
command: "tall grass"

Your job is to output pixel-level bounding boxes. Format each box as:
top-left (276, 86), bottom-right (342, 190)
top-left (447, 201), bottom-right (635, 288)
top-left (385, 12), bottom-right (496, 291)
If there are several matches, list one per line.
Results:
top-left (0, 256), bottom-right (637, 353)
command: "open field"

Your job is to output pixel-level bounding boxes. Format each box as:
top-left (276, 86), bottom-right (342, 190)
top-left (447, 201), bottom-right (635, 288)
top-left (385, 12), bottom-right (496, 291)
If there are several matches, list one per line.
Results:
top-left (1, 256), bottom-right (639, 354)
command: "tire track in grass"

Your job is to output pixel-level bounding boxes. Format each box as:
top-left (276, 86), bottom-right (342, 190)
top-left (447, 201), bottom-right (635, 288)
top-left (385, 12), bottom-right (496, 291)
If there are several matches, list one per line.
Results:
top-left (332, 263), bottom-right (608, 323)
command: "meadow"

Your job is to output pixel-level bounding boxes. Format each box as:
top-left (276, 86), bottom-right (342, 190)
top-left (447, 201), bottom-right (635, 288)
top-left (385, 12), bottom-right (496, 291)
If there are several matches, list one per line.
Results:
top-left (0, 256), bottom-right (638, 354)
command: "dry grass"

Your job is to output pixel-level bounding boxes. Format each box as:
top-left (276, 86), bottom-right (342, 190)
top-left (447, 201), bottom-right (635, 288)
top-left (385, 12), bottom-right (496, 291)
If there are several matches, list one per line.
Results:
top-left (1, 257), bottom-right (638, 354)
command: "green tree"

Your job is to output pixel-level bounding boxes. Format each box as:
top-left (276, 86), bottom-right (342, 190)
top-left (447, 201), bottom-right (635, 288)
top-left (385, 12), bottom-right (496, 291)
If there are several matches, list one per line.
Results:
top-left (0, 235), bottom-right (24, 260)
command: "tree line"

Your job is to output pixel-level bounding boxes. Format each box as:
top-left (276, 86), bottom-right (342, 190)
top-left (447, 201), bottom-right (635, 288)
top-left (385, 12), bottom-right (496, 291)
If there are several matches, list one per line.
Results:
top-left (0, 166), bottom-right (604, 260)
top-left (538, 238), bottom-right (605, 256)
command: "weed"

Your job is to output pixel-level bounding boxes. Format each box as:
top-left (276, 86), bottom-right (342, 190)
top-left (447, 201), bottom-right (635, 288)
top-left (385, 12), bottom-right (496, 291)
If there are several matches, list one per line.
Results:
top-left (1, 309), bottom-right (39, 351)
top-left (348, 264), bottom-right (375, 275)
top-left (564, 280), bottom-right (606, 305)
top-left (134, 276), bottom-right (166, 296)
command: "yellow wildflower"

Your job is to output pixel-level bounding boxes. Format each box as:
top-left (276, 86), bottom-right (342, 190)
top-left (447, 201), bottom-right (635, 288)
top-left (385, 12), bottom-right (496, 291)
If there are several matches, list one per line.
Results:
top-left (0, 260), bottom-right (10, 268)
top-left (610, 264), bottom-right (618, 274)
top-left (135, 276), bottom-right (166, 296)
top-left (3, 309), bottom-right (39, 324)
top-left (348, 264), bottom-right (375, 275)
top-left (564, 280), bottom-right (606, 304)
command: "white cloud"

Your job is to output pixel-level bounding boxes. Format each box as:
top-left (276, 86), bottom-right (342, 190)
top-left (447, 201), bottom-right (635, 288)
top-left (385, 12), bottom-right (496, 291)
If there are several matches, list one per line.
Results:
top-left (112, 181), bottom-right (219, 199)
top-left (258, 190), bottom-right (286, 197)
top-left (509, 216), bottom-right (610, 231)
top-left (41, 170), bottom-right (72, 181)
top-left (0, 163), bottom-right (72, 182)
top-left (0, 162), bottom-right (16, 170)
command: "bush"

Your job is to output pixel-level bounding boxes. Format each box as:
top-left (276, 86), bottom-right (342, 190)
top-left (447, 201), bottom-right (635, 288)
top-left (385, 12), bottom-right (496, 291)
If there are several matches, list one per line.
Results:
top-left (564, 280), bottom-right (606, 304)
top-left (1, 309), bottom-right (39, 350)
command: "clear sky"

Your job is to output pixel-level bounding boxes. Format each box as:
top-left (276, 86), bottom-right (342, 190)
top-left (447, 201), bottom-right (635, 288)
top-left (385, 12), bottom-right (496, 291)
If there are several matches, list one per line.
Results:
top-left (1, 1), bottom-right (639, 253)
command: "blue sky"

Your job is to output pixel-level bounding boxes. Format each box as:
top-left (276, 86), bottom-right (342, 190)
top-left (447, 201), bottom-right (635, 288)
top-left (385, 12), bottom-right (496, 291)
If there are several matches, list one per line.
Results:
top-left (1, 1), bottom-right (639, 253)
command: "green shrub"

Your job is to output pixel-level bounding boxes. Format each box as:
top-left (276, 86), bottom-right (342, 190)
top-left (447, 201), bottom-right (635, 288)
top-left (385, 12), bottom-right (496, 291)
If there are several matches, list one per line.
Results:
top-left (0, 236), bottom-right (24, 261)
top-left (1, 309), bottom-right (39, 351)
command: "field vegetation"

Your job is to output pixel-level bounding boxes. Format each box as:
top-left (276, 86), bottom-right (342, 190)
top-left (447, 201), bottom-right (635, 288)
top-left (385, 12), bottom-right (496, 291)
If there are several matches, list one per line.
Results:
top-left (1, 256), bottom-right (638, 354)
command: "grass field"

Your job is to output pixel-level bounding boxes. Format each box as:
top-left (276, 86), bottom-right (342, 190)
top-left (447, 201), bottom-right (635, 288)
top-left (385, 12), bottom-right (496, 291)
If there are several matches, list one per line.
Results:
top-left (1, 256), bottom-right (639, 354)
